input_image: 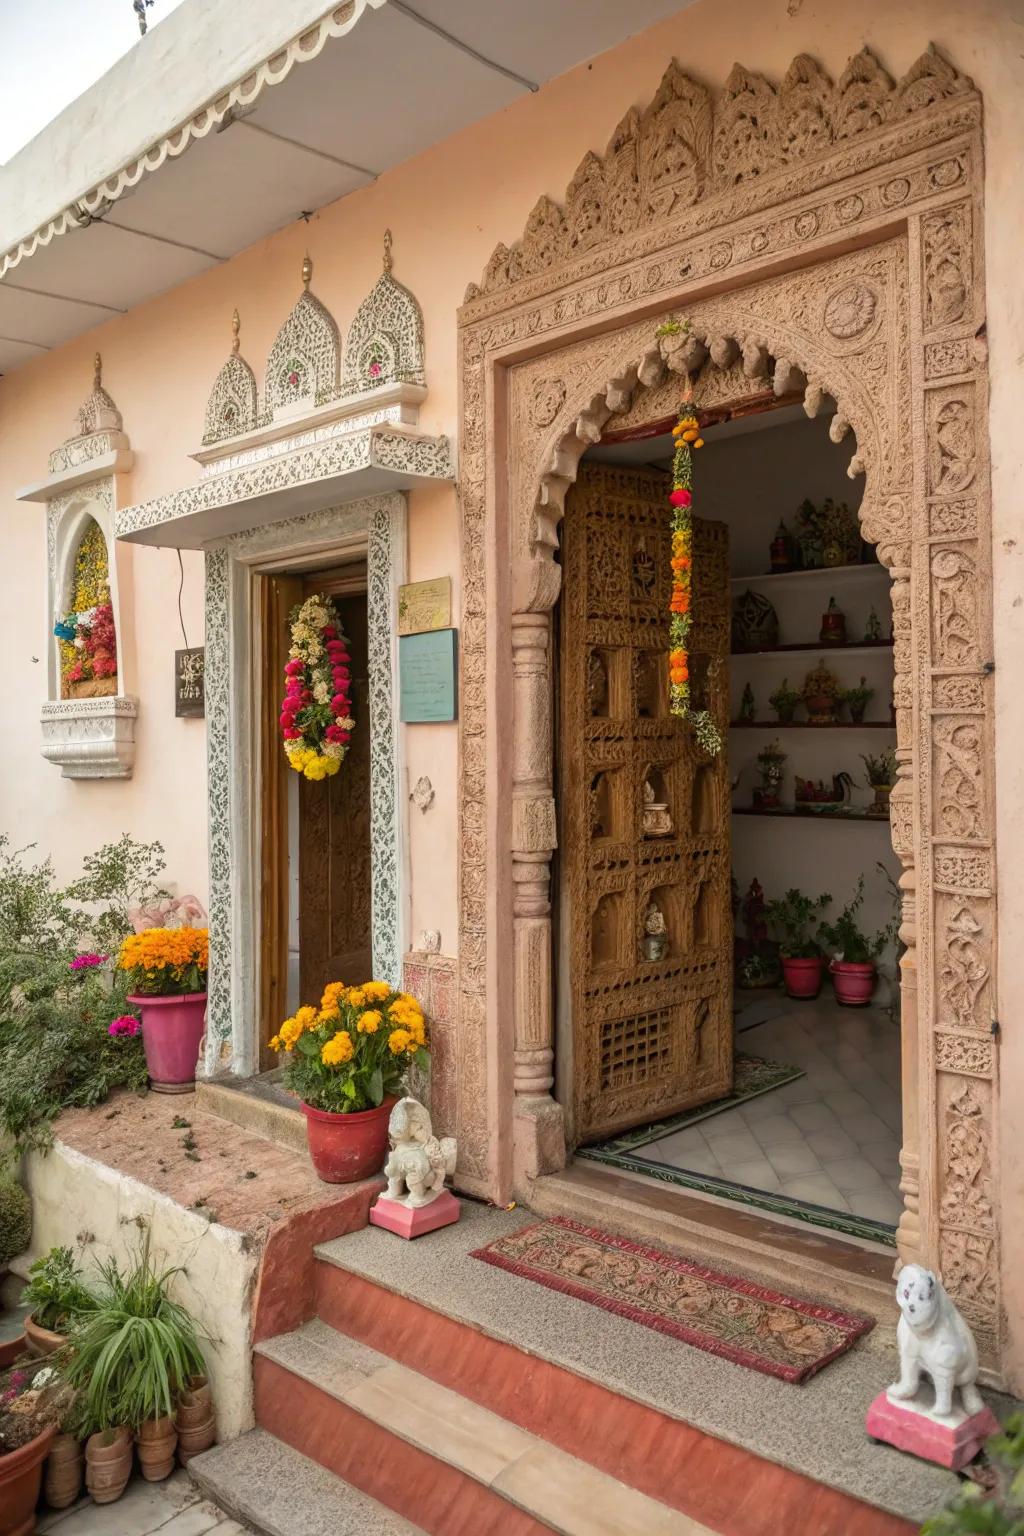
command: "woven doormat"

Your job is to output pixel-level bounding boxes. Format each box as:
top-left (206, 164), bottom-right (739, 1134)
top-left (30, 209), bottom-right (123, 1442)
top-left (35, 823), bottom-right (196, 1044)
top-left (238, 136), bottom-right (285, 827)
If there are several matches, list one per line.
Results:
top-left (472, 1217), bottom-right (873, 1384)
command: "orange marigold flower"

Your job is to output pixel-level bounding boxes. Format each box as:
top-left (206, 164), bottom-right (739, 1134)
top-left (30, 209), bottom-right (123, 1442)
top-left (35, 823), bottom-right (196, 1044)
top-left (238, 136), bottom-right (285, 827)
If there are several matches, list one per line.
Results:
top-left (357, 1009), bottom-right (382, 1033)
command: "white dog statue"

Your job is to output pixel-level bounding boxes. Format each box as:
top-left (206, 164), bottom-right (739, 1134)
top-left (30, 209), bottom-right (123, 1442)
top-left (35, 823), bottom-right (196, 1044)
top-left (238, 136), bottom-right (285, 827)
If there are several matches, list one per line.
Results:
top-left (382, 1097), bottom-right (456, 1209)
top-left (888, 1263), bottom-right (985, 1419)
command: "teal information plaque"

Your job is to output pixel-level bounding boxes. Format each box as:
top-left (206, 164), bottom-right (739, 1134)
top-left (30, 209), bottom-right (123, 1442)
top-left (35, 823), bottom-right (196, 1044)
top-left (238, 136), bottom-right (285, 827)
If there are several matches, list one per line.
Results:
top-left (399, 628), bottom-right (458, 722)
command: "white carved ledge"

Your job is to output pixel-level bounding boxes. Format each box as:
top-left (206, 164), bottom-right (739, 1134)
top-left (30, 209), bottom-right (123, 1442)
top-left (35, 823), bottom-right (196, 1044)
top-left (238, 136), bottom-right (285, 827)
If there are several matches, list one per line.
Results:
top-left (40, 696), bottom-right (138, 779)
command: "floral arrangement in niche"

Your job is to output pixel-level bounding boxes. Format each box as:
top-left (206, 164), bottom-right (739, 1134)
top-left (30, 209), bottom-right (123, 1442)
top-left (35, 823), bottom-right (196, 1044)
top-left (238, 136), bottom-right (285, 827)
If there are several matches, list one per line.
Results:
top-left (117, 927), bottom-right (209, 996)
top-left (270, 980), bottom-right (428, 1114)
top-left (280, 594), bottom-right (355, 781)
top-left (660, 326), bottom-right (721, 757)
top-left (54, 521), bottom-right (118, 696)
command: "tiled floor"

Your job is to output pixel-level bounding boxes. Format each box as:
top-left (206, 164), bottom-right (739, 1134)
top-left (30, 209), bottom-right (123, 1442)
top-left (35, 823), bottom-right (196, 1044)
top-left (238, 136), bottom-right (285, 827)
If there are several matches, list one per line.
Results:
top-left (635, 999), bottom-right (903, 1227)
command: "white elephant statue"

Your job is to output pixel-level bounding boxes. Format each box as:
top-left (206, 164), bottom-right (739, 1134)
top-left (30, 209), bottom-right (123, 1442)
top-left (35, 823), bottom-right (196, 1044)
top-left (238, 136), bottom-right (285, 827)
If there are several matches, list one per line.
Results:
top-left (382, 1097), bottom-right (456, 1209)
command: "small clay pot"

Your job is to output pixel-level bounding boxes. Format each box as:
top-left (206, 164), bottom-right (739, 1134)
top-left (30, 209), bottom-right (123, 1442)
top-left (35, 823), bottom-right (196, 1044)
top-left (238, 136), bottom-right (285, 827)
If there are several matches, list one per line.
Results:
top-left (137, 1415), bottom-right (177, 1482)
top-left (175, 1376), bottom-right (215, 1464)
top-left (44, 1431), bottom-right (83, 1510)
top-left (85, 1426), bottom-right (133, 1505)
top-left (24, 1313), bottom-right (68, 1358)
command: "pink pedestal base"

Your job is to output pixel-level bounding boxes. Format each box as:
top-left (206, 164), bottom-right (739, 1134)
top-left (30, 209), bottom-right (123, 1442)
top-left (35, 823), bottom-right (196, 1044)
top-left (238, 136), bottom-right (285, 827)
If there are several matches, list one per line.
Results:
top-left (369, 1190), bottom-right (461, 1239)
top-left (865, 1390), bottom-right (999, 1471)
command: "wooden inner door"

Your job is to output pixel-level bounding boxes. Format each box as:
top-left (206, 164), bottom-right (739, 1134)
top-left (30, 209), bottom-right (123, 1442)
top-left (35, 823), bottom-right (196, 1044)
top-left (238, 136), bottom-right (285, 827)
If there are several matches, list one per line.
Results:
top-left (559, 462), bottom-right (733, 1146)
top-left (298, 575), bottom-right (373, 1002)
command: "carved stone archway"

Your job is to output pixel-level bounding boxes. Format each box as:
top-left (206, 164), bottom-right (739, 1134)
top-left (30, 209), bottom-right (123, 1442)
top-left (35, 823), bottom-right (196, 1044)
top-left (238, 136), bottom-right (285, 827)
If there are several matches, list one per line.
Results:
top-left (455, 48), bottom-right (998, 1371)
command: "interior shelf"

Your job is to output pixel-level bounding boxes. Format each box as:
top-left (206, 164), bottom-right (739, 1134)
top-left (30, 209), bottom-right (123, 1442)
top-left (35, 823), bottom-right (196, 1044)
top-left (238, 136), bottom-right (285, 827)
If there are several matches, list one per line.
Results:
top-left (732, 806), bottom-right (891, 824)
top-left (731, 641), bottom-right (893, 657)
top-left (730, 563), bottom-right (886, 587)
top-left (730, 720), bottom-right (895, 730)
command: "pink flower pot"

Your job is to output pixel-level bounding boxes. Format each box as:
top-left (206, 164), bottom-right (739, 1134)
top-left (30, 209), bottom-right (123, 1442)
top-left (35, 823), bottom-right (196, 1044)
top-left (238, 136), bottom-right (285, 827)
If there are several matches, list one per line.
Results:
top-left (829, 960), bottom-right (877, 1007)
top-left (128, 993), bottom-right (207, 1093)
top-left (302, 1098), bottom-right (396, 1184)
top-left (781, 955), bottom-right (825, 1000)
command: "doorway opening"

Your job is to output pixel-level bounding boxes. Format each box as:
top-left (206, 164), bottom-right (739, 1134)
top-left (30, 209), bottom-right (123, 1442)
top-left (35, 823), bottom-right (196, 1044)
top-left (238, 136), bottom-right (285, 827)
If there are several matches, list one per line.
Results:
top-left (558, 397), bottom-right (902, 1248)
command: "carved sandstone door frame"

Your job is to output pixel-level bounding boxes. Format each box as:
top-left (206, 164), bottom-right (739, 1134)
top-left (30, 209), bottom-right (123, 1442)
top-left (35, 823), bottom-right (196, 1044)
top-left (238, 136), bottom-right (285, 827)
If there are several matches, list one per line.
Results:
top-left (455, 49), bottom-right (999, 1370)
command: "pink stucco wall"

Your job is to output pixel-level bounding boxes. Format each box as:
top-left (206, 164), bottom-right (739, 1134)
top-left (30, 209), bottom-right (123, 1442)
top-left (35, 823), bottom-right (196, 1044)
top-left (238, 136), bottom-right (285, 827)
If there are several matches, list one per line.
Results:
top-left (2, 0), bottom-right (1023, 1378)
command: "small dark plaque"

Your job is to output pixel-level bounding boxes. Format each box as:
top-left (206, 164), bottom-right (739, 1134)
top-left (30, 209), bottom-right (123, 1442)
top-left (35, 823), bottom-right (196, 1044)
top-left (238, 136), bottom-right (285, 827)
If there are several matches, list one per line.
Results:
top-left (175, 647), bottom-right (206, 718)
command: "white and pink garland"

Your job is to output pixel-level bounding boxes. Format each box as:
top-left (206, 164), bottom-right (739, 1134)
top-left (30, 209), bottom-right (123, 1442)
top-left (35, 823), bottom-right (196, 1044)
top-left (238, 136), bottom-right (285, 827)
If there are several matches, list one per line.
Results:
top-left (280, 594), bottom-right (355, 780)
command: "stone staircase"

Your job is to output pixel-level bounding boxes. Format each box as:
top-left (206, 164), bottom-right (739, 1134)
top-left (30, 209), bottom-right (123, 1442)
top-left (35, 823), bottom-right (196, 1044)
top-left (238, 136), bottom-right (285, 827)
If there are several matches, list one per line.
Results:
top-left (190, 1201), bottom-right (956, 1535)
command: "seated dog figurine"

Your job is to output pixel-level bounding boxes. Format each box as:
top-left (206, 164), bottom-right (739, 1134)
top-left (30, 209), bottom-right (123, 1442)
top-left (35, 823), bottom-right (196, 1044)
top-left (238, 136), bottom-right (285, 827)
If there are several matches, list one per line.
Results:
top-left (382, 1097), bottom-right (457, 1209)
top-left (889, 1263), bottom-right (984, 1419)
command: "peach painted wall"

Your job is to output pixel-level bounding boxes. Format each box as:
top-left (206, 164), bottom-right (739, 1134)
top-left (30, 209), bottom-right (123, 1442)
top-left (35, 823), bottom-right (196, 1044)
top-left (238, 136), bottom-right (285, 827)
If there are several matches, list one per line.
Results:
top-left (1, 0), bottom-right (1023, 1372)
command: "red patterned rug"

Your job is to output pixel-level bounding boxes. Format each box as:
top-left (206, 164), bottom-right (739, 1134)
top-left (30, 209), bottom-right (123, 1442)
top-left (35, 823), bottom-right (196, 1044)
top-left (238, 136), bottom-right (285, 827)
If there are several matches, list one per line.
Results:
top-left (471, 1217), bottom-right (874, 1383)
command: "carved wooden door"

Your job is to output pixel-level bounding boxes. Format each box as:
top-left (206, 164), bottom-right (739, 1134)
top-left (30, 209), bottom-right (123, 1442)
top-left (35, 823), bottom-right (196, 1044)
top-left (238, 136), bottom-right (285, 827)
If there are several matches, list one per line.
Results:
top-left (299, 588), bottom-right (373, 999)
top-left (559, 463), bottom-right (733, 1145)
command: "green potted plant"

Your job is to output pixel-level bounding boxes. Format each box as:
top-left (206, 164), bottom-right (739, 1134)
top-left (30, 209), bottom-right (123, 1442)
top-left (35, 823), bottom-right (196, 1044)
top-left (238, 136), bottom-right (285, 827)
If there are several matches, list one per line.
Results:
top-left (841, 676), bottom-right (875, 724)
top-left (61, 1233), bottom-right (208, 1495)
top-left (754, 739), bottom-right (787, 809)
top-left (117, 926), bottom-right (209, 1093)
top-left (817, 876), bottom-right (891, 1006)
top-left (922, 1412), bottom-right (1024, 1533)
top-left (861, 748), bottom-right (897, 816)
top-left (270, 981), bottom-right (429, 1182)
top-left (765, 889), bottom-right (832, 999)
top-left (768, 678), bottom-right (802, 725)
top-left (22, 1246), bottom-right (96, 1358)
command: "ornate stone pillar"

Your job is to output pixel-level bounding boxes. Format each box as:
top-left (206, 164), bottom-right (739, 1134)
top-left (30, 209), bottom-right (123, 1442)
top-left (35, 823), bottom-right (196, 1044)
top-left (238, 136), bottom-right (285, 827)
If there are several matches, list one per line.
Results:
top-left (510, 608), bottom-right (565, 1185)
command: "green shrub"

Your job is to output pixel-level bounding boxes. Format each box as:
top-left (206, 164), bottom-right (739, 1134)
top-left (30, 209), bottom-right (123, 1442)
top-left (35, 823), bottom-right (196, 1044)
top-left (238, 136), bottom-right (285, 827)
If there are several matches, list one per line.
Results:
top-left (21, 1245), bottom-right (96, 1330)
top-left (0, 1172), bottom-right (31, 1266)
top-left (921, 1413), bottom-right (1024, 1533)
top-left (817, 876), bottom-right (895, 965)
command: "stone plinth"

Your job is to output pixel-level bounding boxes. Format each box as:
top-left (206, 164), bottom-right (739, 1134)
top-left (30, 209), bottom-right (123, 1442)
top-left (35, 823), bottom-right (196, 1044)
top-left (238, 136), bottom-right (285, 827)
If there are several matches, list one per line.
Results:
top-left (369, 1190), bottom-right (460, 1239)
top-left (866, 1390), bottom-right (1000, 1471)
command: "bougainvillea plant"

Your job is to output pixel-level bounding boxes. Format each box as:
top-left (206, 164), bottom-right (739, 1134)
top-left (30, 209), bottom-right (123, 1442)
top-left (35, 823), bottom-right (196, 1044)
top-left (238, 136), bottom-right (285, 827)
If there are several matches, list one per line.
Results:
top-left (280, 594), bottom-right (355, 781)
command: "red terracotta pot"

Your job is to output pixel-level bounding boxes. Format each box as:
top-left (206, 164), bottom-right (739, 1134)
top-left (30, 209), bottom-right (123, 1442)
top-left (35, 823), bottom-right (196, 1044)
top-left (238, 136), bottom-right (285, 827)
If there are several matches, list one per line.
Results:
top-left (24, 1314), bottom-right (67, 1359)
top-left (0, 1424), bottom-right (56, 1536)
top-left (302, 1098), bottom-right (396, 1184)
top-left (829, 959), bottom-right (877, 1007)
top-left (128, 993), bottom-right (207, 1093)
top-left (781, 955), bottom-right (825, 1000)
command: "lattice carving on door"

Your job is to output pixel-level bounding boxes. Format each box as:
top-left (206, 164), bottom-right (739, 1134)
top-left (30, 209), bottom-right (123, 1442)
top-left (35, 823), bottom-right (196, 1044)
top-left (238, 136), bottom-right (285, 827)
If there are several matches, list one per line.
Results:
top-left (560, 462), bottom-right (732, 1144)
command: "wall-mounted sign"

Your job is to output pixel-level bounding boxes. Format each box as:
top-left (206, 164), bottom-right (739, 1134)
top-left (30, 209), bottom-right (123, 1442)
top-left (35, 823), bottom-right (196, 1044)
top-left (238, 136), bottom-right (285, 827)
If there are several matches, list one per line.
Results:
top-left (175, 647), bottom-right (206, 718)
top-left (399, 629), bottom-right (457, 722)
top-left (398, 576), bottom-right (452, 637)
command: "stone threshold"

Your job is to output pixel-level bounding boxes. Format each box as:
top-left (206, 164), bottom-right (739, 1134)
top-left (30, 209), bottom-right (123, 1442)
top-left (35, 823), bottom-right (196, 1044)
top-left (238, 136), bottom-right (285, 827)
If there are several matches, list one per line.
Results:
top-left (196, 1071), bottom-right (307, 1157)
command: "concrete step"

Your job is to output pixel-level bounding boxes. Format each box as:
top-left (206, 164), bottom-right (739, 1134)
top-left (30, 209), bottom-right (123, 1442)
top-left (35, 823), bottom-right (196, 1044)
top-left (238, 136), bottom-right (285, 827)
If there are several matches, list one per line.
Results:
top-left (189, 1428), bottom-right (426, 1535)
top-left (196, 1073), bottom-right (307, 1155)
top-left (255, 1319), bottom-right (709, 1536)
top-left (311, 1201), bottom-right (952, 1533)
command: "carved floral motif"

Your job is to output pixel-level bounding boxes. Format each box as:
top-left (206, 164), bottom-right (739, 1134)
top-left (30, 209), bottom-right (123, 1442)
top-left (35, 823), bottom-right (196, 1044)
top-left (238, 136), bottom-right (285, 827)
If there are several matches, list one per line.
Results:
top-left (938, 902), bottom-right (990, 1032)
top-left (923, 204), bottom-right (972, 330)
top-left (931, 548), bottom-right (981, 668)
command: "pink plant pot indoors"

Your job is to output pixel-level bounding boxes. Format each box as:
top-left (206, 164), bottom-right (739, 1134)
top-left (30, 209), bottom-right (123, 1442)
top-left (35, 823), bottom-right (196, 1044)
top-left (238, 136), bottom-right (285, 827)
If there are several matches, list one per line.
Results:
top-left (829, 960), bottom-right (877, 1007)
top-left (128, 993), bottom-right (208, 1093)
top-left (780, 955), bottom-right (825, 1000)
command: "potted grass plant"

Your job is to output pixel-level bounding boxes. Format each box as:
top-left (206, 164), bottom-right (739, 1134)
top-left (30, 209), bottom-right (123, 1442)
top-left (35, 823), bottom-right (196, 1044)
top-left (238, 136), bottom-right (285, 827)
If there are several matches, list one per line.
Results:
top-left (61, 1234), bottom-right (208, 1496)
top-left (765, 888), bottom-right (832, 999)
top-left (270, 981), bottom-right (429, 1182)
top-left (118, 927), bottom-right (209, 1093)
top-left (817, 876), bottom-right (892, 1006)
top-left (22, 1246), bottom-right (96, 1358)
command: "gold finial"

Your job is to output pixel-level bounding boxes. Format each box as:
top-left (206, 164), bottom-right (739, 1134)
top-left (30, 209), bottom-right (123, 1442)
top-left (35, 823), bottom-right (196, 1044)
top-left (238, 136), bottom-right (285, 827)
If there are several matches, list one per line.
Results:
top-left (231, 309), bottom-right (240, 355)
top-left (383, 228), bottom-right (393, 275)
top-left (93, 352), bottom-right (102, 389)
top-left (302, 253), bottom-right (312, 291)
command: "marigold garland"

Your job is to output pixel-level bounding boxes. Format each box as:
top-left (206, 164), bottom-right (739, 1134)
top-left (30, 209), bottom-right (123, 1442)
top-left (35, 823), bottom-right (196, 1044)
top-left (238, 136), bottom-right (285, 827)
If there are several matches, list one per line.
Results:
top-left (667, 367), bottom-right (722, 757)
top-left (280, 594), bottom-right (355, 781)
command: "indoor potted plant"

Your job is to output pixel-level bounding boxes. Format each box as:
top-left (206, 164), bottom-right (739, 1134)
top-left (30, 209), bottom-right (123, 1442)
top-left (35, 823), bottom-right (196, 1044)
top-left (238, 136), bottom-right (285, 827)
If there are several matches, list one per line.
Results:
top-left (271, 981), bottom-right (429, 1183)
top-left (753, 740), bottom-right (787, 809)
top-left (842, 677), bottom-right (875, 724)
top-left (0, 1360), bottom-right (66, 1536)
top-left (22, 1246), bottom-right (96, 1357)
top-left (817, 876), bottom-right (891, 1006)
top-left (765, 888), bottom-right (832, 999)
top-left (768, 678), bottom-right (801, 724)
top-left (118, 926), bottom-right (208, 1092)
top-left (861, 747), bottom-right (897, 816)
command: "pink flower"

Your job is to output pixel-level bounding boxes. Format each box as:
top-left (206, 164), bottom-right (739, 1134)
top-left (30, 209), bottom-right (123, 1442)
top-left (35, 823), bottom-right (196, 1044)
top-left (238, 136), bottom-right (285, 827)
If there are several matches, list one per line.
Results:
top-left (108, 1015), bottom-right (140, 1038)
top-left (8, 1371), bottom-right (27, 1392)
top-left (369, 360), bottom-right (382, 379)
top-left (669, 488), bottom-right (692, 508)
top-left (70, 953), bottom-right (106, 971)
top-left (322, 626), bottom-right (337, 640)
top-left (284, 658), bottom-right (304, 676)
top-left (330, 695), bottom-right (349, 713)
top-left (283, 727), bottom-right (302, 740)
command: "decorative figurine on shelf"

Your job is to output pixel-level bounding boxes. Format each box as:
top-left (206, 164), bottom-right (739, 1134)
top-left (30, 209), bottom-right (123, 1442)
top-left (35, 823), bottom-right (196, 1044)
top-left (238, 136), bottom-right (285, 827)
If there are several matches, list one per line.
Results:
top-left (802, 659), bottom-right (842, 725)
top-left (736, 878), bottom-right (780, 989)
top-left (819, 596), bottom-right (847, 646)
top-left (864, 606), bottom-right (885, 644)
top-left (643, 901), bottom-right (669, 962)
top-left (842, 677), bottom-right (875, 724)
top-left (742, 878), bottom-right (768, 949)
top-left (731, 589), bottom-right (779, 653)
top-left (737, 682), bottom-right (756, 723)
top-left (769, 520), bottom-right (796, 574)
top-left (369, 1097), bottom-right (460, 1239)
top-left (768, 678), bottom-right (802, 725)
top-left (861, 748), bottom-right (897, 817)
top-left (865, 1265), bottom-right (999, 1470)
top-left (796, 497), bottom-right (860, 569)
top-left (794, 771), bottom-right (858, 811)
top-left (795, 499), bottom-right (823, 570)
top-left (753, 740), bottom-right (787, 809)
top-left (642, 777), bottom-right (674, 838)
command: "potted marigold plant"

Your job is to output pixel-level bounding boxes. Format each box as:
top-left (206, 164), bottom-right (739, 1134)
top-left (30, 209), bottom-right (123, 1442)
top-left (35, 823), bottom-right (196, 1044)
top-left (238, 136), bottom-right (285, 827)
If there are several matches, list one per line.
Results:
top-left (118, 927), bottom-right (208, 1093)
top-left (271, 981), bottom-right (428, 1182)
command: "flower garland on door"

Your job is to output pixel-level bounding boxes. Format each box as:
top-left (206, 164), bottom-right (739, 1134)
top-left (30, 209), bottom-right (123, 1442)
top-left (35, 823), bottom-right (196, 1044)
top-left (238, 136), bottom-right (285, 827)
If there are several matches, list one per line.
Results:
top-left (280, 594), bottom-right (355, 780)
top-left (668, 383), bottom-right (722, 757)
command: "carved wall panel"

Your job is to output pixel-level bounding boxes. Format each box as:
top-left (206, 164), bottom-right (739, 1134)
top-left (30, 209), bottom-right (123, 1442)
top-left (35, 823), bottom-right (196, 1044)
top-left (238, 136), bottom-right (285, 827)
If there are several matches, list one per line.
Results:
top-left (454, 45), bottom-right (999, 1374)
